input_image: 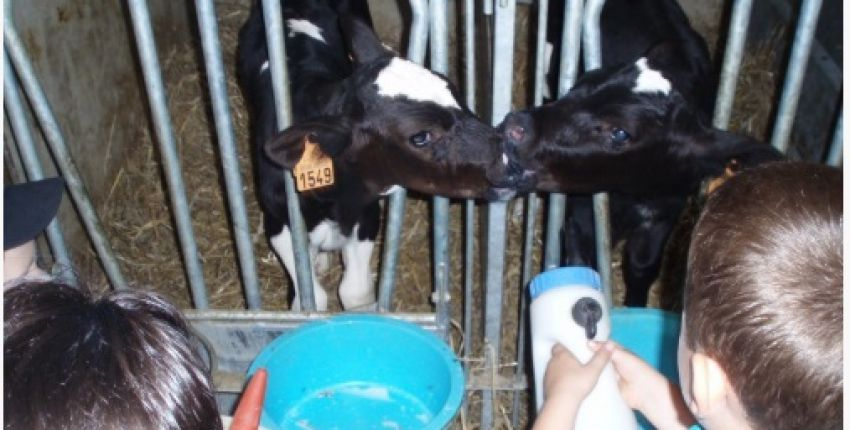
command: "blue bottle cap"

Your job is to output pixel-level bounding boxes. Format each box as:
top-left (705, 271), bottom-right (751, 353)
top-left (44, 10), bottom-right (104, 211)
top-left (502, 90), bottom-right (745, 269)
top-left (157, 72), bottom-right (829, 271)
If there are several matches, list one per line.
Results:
top-left (528, 266), bottom-right (602, 300)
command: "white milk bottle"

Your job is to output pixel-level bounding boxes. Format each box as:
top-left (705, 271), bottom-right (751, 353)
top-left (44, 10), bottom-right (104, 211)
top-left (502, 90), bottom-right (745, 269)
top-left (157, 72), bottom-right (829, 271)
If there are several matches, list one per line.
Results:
top-left (529, 266), bottom-right (637, 430)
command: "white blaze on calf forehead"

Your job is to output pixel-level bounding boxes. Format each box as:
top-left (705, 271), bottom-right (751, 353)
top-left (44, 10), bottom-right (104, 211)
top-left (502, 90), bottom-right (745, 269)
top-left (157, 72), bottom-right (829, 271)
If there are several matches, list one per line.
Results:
top-left (502, 153), bottom-right (509, 166)
top-left (633, 58), bottom-right (671, 95)
top-left (374, 57), bottom-right (461, 109)
top-left (286, 19), bottom-right (326, 44)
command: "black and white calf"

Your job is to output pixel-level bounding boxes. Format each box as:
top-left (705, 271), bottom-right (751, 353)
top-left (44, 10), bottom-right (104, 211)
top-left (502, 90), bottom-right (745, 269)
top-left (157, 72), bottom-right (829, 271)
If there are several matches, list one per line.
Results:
top-left (238, 0), bottom-right (532, 311)
top-left (502, 3), bottom-right (782, 305)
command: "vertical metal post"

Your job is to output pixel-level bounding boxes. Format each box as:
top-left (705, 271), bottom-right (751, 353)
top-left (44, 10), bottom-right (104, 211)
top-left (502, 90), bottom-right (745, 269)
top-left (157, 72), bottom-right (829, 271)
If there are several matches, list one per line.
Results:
top-left (464, 0), bottom-right (477, 111)
top-left (195, 0), bottom-right (262, 309)
top-left (713, 0), bottom-right (754, 129)
top-left (4, 17), bottom-right (127, 290)
top-left (532, 0), bottom-right (549, 107)
top-left (482, 0), bottom-right (515, 427)
top-left (429, 0), bottom-right (451, 337)
top-left (770, 0), bottom-right (823, 153)
top-left (826, 110), bottom-right (842, 166)
top-left (127, 0), bottom-right (207, 306)
top-left (260, 0), bottom-right (316, 311)
top-left (543, 0), bottom-right (583, 269)
top-left (3, 54), bottom-right (73, 282)
top-left (583, 0), bottom-right (613, 308)
top-left (461, 2), bottom-right (477, 420)
top-left (512, 0), bottom-right (550, 424)
top-left (376, 188), bottom-right (406, 311)
top-left (511, 191), bottom-right (537, 427)
top-left (378, 0), bottom-right (429, 311)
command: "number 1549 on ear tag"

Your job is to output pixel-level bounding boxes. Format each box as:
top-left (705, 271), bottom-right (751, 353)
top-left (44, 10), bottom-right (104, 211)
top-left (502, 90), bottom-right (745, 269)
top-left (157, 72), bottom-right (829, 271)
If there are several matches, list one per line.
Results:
top-left (293, 140), bottom-right (335, 192)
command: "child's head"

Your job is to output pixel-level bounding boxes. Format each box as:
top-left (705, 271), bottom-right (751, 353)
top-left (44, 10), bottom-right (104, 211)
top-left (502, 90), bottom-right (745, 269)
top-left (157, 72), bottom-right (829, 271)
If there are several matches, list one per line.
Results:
top-left (4, 282), bottom-right (222, 430)
top-left (680, 162), bottom-right (842, 430)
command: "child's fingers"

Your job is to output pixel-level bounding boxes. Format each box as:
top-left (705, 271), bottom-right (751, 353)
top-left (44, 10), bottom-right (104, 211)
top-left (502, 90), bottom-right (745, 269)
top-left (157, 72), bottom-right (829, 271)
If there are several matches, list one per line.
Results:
top-left (588, 339), bottom-right (621, 352)
top-left (585, 341), bottom-right (615, 374)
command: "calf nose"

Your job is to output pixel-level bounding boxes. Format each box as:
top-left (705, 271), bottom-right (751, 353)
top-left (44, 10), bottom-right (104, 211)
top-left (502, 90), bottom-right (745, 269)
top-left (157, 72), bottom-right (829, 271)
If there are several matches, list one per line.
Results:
top-left (491, 142), bottom-right (537, 192)
top-left (499, 111), bottom-right (532, 145)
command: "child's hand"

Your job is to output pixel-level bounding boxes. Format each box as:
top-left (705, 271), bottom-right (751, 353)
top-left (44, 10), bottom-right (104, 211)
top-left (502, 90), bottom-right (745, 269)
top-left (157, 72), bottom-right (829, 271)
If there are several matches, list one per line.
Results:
top-left (591, 341), bottom-right (696, 430)
top-left (533, 342), bottom-right (614, 430)
top-left (544, 342), bottom-right (614, 403)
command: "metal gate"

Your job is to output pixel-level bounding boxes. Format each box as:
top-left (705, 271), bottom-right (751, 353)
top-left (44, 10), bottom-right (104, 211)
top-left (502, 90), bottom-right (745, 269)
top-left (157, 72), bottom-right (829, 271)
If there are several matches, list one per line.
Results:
top-left (4, 0), bottom-right (842, 428)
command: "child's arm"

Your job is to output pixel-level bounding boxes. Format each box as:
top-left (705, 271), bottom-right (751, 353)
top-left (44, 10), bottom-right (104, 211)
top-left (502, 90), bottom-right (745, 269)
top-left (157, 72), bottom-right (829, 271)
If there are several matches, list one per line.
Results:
top-left (591, 341), bottom-right (696, 430)
top-left (532, 342), bottom-right (615, 430)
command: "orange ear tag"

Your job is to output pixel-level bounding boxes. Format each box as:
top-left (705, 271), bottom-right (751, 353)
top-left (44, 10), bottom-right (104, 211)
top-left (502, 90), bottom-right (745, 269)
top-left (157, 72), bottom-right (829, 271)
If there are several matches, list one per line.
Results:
top-left (292, 139), bottom-right (335, 192)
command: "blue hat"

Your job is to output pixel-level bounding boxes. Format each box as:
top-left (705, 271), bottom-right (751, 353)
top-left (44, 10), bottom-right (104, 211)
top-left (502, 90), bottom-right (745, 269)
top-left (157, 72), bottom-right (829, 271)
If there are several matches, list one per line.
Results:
top-left (4, 177), bottom-right (65, 250)
top-left (528, 266), bottom-right (601, 300)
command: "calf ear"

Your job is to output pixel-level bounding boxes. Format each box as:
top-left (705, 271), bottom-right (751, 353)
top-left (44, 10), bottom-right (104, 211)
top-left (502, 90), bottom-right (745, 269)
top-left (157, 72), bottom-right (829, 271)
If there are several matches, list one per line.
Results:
top-left (339, 16), bottom-right (390, 64)
top-left (264, 118), bottom-right (352, 169)
top-left (696, 130), bottom-right (784, 175)
top-left (643, 42), bottom-right (680, 72)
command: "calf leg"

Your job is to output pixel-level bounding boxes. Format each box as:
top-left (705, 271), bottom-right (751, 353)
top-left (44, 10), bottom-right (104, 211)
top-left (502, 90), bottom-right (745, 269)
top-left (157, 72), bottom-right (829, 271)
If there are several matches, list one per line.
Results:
top-left (622, 217), bottom-right (676, 307)
top-left (562, 195), bottom-right (597, 267)
top-left (270, 226), bottom-right (328, 311)
top-left (339, 233), bottom-right (375, 310)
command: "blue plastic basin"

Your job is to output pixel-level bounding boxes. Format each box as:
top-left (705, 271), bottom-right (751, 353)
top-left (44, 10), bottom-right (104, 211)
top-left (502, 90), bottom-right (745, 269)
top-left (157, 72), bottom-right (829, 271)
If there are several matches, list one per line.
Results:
top-left (246, 315), bottom-right (465, 430)
top-left (610, 308), bottom-right (682, 430)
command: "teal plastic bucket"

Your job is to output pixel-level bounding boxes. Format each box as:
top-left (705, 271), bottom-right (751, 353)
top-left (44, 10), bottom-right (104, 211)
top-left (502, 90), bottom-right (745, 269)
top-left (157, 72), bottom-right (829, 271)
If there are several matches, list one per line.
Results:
top-left (246, 315), bottom-right (465, 430)
top-left (610, 308), bottom-right (682, 430)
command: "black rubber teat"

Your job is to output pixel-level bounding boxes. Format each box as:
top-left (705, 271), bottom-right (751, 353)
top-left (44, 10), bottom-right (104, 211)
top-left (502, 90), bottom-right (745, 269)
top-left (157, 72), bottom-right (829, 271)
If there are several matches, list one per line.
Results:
top-left (571, 297), bottom-right (603, 340)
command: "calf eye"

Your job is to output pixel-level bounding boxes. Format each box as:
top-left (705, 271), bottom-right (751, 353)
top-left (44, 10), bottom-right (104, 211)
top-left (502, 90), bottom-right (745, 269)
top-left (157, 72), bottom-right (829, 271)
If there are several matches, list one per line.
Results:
top-left (610, 127), bottom-right (631, 144)
top-left (409, 131), bottom-right (432, 147)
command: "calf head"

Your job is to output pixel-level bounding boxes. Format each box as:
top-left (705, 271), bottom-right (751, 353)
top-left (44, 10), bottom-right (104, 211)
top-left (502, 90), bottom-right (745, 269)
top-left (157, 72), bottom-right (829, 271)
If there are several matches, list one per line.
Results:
top-left (265, 18), bottom-right (534, 200)
top-left (500, 48), bottom-right (781, 196)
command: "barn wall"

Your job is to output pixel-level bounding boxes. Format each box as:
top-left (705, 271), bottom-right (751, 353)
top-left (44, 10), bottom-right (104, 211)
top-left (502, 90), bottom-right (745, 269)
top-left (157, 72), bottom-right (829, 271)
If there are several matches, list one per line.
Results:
top-left (6, 0), bottom-right (191, 260)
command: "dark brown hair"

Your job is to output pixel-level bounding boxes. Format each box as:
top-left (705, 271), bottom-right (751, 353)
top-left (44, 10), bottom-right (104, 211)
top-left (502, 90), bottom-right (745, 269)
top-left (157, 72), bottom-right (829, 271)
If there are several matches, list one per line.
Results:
top-left (684, 161), bottom-right (842, 430)
top-left (4, 282), bottom-right (222, 430)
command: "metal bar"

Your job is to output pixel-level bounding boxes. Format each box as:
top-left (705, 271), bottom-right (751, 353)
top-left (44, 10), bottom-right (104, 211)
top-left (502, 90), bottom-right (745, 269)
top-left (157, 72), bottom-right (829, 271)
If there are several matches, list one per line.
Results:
top-left (195, 0), bottom-right (262, 309)
top-left (512, 0), bottom-right (552, 422)
top-left (826, 109), bottom-right (842, 166)
top-left (408, 0), bottom-right (430, 65)
top-left (511, 192), bottom-right (537, 427)
top-left (4, 124), bottom-right (27, 184)
top-left (3, 54), bottom-right (73, 282)
top-left (429, 0), bottom-right (451, 337)
top-left (460, 4), bottom-right (478, 423)
top-left (543, 0), bottom-right (583, 269)
top-left (464, 0), bottom-right (477, 110)
top-left (377, 190), bottom-right (405, 311)
top-left (377, 0), bottom-right (429, 311)
top-left (463, 200), bottom-right (475, 366)
top-left (4, 19), bottom-right (127, 290)
top-left (127, 0), bottom-right (207, 304)
top-left (713, 0), bottom-right (754, 129)
top-left (582, 0), bottom-right (605, 70)
top-left (432, 196), bottom-right (451, 336)
top-left (532, 0), bottom-right (549, 106)
top-left (770, 0), bottom-right (823, 153)
top-left (483, 0), bottom-right (493, 16)
top-left (482, 0), bottom-right (516, 427)
top-left (583, 0), bottom-right (613, 307)
top-left (260, 0), bottom-right (316, 311)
